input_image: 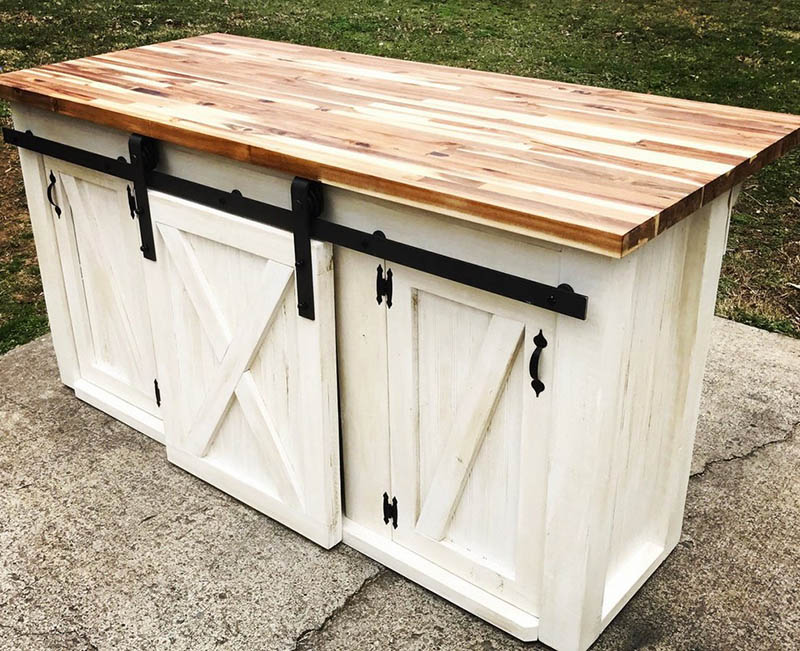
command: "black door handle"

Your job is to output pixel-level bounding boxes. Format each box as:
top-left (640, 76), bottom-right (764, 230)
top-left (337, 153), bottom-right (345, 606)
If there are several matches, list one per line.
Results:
top-left (529, 329), bottom-right (547, 397)
top-left (46, 171), bottom-right (62, 218)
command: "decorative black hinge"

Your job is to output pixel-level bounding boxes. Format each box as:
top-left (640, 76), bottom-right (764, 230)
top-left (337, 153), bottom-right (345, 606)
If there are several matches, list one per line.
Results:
top-left (382, 492), bottom-right (398, 528)
top-left (153, 378), bottom-right (161, 407)
top-left (376, 265), bottom-right (393, 308)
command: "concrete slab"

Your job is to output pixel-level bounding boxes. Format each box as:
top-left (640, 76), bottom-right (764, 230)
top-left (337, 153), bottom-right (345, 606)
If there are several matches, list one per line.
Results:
top-left (0, 343), bottom-right (380, 650)
top-left (694, 317), bottom-right (800, 475)
top-left (0, 317), bottom-right (797, 650)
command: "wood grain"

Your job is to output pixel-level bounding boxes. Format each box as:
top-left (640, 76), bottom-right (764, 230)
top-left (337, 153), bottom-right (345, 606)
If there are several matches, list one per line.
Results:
top-left (1, 33), bottom-right (797, 256)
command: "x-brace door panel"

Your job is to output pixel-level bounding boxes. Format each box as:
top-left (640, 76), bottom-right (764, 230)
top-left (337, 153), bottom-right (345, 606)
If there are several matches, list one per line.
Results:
top-left (387, 264), bottom-right (556, 614)
top-left (145, 191), bottom-right (341, 548)
top-left (43, 157), bottom-right (163, 440)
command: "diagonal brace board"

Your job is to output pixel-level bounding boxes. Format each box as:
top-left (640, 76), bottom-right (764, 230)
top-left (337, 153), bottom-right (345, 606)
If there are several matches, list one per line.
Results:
top-left (183, 259), bottom-right (293, 457)
top-left (2, 127), bottom-right (589, 320)
top-left (414, 315), bottom-right (525, 541)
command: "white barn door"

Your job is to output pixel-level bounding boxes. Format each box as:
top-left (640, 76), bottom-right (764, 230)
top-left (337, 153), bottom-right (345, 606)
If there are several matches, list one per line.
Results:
top-left (387, 265), bottom-right (556, 613)
top-left (145, 192), bottom-right (341, 548)
top-left (43, 157), bottom-right (162, 441)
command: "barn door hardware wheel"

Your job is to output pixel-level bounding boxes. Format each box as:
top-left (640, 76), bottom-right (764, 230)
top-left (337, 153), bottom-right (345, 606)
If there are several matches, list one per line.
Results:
top-left (383, 492), bottom-right (398, 528)
top-left (46, 170), bottom-right (62, 218)
top-left (529, 329), bottom-right (547, 397)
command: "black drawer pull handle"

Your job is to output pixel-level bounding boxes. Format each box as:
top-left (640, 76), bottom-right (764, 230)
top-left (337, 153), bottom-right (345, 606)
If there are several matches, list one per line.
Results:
top-left (46, 171), bottom-right (62, 218)
top-left (529, 329), bottom-right (547, 397)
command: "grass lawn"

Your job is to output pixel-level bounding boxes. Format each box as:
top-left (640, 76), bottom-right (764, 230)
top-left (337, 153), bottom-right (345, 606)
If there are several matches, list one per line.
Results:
top-left (0, 0), bottom-right (798, 353)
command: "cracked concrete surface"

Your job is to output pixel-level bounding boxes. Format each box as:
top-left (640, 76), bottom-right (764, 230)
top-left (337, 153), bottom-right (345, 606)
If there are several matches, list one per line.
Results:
top-left (0, 317), bottom-right (798, 650)
top-left (692, 317), bottom-right (800, 476)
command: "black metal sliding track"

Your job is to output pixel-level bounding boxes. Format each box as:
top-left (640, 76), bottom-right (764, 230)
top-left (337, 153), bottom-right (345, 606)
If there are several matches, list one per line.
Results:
top-left (3, 127), bottom-right (588, 320)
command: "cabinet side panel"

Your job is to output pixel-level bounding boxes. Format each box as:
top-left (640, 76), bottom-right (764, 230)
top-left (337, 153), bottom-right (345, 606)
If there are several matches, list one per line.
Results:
top-left (541, 190), bottom-right (734, 651)
top-left (538, 249), bottom-right (639, 651)
top-left (600, 189), bottom-right (734, 626)
top-left (601, 214), bottom-right (691, 613)
top-left (14, 145), bottom-right (79, 386)
top-left (664, 191), bottom-right (734, 541)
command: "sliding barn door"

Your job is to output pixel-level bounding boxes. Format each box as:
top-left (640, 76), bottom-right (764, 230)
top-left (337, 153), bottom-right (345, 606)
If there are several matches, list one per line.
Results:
top-left (387, 265), bottom-right (556, 612)
top-left (145, 191), bottom-right (341, 548)
top-left (43, 157), bottom-right (162, 441)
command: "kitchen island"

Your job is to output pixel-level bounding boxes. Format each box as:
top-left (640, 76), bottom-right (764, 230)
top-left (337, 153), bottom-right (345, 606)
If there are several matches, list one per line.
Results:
top-left (1, 34), bottom-right (797, 651)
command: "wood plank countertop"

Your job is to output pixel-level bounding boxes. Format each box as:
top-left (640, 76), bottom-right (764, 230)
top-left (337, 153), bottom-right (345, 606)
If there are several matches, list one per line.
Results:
top-left (1, 33), bottom-right (798, 257)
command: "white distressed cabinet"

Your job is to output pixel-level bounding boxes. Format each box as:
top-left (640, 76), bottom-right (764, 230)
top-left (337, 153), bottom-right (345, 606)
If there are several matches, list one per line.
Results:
top-left (3, 34), bottom-right (798, 651)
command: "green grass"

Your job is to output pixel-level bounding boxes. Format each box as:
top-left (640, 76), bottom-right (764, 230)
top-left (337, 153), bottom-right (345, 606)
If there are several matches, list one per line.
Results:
top-left (0, 0), bottom-right (798, 352)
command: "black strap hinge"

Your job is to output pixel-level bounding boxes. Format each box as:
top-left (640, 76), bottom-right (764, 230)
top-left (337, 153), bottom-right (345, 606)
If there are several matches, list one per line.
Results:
top-left (382, 492), bottom-right (398, 528)
top-left (376, 265), bottom-right (393, 308)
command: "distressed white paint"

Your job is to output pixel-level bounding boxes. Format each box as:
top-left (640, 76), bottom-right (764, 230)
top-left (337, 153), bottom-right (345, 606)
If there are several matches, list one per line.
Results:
top-left (12, 103), bottom-right (739, 651)
top-left (20, 152), bottom-right (163, 441)
top-left (143, 191), bottom-right (341, 549)
top-left (380, 264), bottom-right (556, 613)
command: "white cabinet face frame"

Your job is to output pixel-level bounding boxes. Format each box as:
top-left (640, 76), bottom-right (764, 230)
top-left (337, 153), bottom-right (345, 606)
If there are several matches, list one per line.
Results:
top-left (386, 264), bottom-right (554, 613)
top-left (334, 247), bottom-right (393, 538)
top-left (41, 156), bottom-right (163, 440)
top-left (144, 191), bottom-right (342, 549)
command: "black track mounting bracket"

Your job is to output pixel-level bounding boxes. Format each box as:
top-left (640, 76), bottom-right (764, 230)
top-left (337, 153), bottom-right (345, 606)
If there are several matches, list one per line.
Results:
top-left (128, 134), bottom-right (159, 260)
top-left (291, 177), bottom-right (323, 320)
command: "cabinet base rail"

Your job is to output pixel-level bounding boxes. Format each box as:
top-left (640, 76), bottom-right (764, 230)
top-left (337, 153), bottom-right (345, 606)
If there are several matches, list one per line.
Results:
top-left (3, 127), bottom-right (588, 320)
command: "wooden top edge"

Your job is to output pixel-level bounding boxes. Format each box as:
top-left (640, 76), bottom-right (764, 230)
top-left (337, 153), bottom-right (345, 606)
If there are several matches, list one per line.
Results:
top-left (0, 83), bottom-right (634, 256)
top-left (1, 34), bottom-right (798, 258)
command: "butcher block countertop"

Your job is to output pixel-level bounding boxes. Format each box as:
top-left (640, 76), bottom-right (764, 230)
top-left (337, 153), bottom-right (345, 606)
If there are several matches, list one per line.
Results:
top-left (1, 34), bottom-right (798, 257)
